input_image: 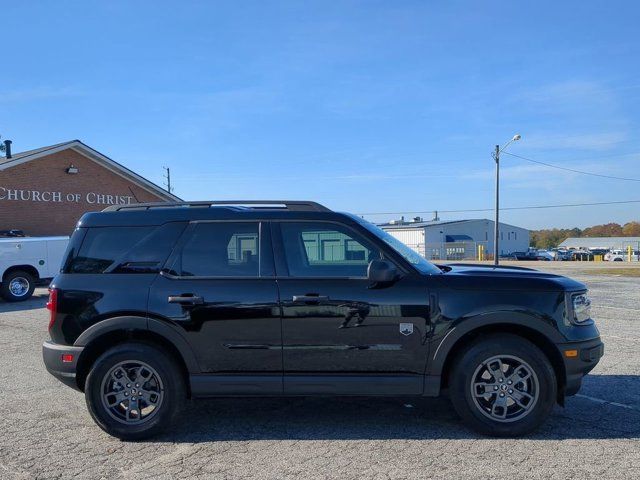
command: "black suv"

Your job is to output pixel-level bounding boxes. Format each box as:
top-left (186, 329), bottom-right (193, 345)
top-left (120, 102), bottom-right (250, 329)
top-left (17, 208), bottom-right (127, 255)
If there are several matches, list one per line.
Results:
top-left (43, 201), bottom-right (603, 440)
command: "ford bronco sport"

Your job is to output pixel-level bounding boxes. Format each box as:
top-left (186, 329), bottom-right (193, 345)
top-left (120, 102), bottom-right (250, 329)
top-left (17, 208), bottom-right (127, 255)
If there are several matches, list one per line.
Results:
top-left (42, 200), bottom-right (603, 440)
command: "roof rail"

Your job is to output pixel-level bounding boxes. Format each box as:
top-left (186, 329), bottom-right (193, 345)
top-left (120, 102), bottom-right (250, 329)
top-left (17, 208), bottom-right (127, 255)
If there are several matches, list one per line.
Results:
top-left (102, 200), bottom-right (331, 212)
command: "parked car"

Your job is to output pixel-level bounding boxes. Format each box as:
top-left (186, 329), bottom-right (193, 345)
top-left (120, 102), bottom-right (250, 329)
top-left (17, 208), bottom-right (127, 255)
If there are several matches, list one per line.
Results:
top-left (571, 250), bottom-right (594, 261)
top-left (43, 200), bottom-right (603, 440)
top-left (0, 229), bottom-right (26, 238)
top-left (554, 250), bottom-right (573, 261)
top-left (605, 249), bottom-right (640, 262)
top-left (508, 250), bottom-right (552, 261)
top-left (534, 250), bottom-right (554, 261)
top-left (0, 236), bottom-right (69, 301)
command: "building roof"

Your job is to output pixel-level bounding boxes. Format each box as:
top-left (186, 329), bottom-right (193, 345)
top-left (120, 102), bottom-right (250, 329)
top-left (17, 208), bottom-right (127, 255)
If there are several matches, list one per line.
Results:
top-left (0, 140), bottom-right (181, 202)
top-left (378, 218), bottom-right (526, 231)
top-left (559, 237), bottom-right (640, 249)
top-left (378, 219), bottom-right (479, 229)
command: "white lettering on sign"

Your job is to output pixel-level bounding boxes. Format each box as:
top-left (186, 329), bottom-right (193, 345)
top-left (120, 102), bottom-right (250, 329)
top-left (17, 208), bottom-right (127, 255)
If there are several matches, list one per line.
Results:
top-left (0, 187), bottom-right (133, 205)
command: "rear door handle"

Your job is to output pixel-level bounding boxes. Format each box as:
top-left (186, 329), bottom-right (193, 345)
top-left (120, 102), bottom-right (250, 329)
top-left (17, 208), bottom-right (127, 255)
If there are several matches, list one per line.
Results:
top-left (168, 294), bottom-right (204, 305)
top-left (292, 294), bottom-right (329, 304)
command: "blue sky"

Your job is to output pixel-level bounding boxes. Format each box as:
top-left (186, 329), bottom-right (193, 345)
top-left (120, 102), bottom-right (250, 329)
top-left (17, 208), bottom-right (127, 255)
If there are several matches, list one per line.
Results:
top-left (2, 1), bottom-right (639, 229)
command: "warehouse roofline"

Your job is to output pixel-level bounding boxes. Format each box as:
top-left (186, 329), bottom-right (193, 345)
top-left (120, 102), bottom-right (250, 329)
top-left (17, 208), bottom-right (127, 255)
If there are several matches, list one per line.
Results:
top-left (378, 218), bottom-right (526, 230)
top-left (559, 237), bottom-right (640, 248)
top-left (0, 140), bottom-right (181, 202)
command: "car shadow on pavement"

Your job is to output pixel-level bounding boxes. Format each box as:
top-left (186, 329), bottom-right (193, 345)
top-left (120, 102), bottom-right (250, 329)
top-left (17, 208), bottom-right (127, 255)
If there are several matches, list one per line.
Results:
top-left (0, 291), bottom-right (48, 312)
top-left (154, 374), bottom-right (640, 443)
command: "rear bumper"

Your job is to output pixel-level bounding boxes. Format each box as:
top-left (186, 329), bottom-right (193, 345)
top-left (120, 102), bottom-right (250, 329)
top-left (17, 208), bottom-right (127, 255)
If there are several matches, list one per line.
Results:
top-left (560, 337), bottom-right (604, 396)
top-left (42, 341), bottom-right (84, 391)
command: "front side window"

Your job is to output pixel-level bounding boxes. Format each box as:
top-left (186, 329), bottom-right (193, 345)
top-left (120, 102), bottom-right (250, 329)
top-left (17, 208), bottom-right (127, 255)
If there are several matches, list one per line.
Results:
top-left (280, 222), bottom-right (381, 277)
top-left (175, 222), bottom-right (259, 277)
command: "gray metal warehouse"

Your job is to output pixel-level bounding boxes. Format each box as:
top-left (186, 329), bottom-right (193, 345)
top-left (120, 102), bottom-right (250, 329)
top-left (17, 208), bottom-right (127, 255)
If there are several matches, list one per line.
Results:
top-left (559, 237), bottom-right (640, 251)
top-left (378, 218), bottom-right (530, 260)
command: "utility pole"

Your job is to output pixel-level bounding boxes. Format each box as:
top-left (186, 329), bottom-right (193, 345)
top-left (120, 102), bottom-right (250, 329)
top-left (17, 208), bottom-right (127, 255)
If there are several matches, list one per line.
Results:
top-left (492, 134), bottom-right (521, 266)
top-left (163, 166), bottom-right (173, 194)
top-left (493, 144), bottom-right (500, 266)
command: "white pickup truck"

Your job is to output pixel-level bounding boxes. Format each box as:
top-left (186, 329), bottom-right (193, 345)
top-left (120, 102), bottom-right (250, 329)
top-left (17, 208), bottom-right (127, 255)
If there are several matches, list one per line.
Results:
top-left (0, 236), bottom-right (69, 302)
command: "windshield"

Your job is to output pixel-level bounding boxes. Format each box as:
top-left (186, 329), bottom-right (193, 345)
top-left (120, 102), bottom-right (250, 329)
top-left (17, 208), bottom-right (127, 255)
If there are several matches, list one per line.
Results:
top-left (347, 214), bottom-right (442, 275)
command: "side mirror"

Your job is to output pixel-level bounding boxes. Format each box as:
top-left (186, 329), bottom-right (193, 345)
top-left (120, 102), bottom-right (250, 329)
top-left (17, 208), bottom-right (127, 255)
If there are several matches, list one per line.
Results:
top-left (367, 259), bottom-right (398, 284)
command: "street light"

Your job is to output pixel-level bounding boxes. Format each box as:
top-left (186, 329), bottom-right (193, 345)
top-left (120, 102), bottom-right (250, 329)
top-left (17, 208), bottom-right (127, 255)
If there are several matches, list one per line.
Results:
top-left (493, 134), bottom-right (521, 266)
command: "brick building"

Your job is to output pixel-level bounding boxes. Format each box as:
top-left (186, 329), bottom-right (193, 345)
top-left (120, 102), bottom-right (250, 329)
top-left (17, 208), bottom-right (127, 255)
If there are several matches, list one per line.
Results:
top-left (0, 140), bottom-right (180, 236)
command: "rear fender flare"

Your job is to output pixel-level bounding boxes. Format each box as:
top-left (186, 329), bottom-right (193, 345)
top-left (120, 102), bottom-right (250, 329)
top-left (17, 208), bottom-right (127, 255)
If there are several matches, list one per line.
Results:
top-left (74, 315), bottom-right (200, 373)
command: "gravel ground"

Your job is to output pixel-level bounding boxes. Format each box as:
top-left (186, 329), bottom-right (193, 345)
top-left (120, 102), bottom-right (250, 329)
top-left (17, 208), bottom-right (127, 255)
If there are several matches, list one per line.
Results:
top-left (0, 264), bottom-right (638, 479)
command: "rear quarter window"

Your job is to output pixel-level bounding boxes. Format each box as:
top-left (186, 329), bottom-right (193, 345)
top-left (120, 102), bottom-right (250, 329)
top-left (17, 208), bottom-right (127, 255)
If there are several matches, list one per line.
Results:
top-left (64, 223), bottom-right (186, 274)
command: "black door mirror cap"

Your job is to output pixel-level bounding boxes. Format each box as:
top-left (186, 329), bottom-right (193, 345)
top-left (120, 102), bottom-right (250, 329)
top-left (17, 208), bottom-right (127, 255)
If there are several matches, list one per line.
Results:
top-left (367, 259), bottom-right (399, 286)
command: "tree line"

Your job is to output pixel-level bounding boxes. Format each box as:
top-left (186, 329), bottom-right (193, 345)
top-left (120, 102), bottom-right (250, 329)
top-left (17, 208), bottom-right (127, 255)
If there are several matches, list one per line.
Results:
top-left (530, 221), bottom-right (640, 249)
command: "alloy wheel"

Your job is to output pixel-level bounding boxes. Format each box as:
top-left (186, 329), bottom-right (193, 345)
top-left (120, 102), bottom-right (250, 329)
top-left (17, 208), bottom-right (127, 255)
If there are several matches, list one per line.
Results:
top-left (470, 354), bottom-right (539, 423)
top-left (100, 360), bottom-right (164, 425)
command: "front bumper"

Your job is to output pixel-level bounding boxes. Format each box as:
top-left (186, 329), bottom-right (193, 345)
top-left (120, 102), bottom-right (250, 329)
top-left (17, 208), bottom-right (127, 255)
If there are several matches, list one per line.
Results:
top-left (559, 337), bottom-right (604, 396)
top-left (42, 341), bottom-right (84, 391)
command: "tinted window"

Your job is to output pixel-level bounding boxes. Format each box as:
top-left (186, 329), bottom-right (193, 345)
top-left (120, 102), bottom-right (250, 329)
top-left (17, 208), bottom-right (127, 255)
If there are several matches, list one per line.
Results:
top-left (111, 222), bottom-right (187, 273)
top-left (176, 222), bottom-right (260, 277)
top-left (66, 227), bottom-right (153, 273)
top-left (280, 222), bottom-right (381, 277)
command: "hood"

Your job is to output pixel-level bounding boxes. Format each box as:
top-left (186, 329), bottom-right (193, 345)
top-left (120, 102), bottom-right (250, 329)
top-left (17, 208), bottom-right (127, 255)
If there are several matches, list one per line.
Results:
top-left (434, 263), bottom-right (586, 292)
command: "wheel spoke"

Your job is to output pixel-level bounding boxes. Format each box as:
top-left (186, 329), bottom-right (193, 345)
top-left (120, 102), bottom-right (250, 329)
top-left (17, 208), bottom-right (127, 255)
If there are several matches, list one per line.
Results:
top-left (473, 382), bottom-right (498, 397)
top-left (111, 367), bottom-right (129, 386)
top-left (486, 359), bottom-right (505, 381)
top-left (509, 389), bottom-right (534, 409)
top-left (106, 391), bottom-right (127, 407)
top-left (140, 390), bottom-right (159, 405)
top-left (491, 394), bottom-right (508, 419)
top-left (507, 365), bottom-right (530, 385)
top-left (139, 367), bottom-right (153, 381)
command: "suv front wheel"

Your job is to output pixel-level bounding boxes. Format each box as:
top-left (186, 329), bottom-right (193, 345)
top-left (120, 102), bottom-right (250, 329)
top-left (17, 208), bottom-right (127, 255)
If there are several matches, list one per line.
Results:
top-left (449, 334), bottom-right (557, 437)
top-left (85, 342), bottom-right (185, 440)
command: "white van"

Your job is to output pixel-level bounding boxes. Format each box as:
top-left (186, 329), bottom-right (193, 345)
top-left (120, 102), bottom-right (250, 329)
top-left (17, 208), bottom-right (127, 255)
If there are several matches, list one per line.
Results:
top-left (0, 236), bottom-right (69, 301)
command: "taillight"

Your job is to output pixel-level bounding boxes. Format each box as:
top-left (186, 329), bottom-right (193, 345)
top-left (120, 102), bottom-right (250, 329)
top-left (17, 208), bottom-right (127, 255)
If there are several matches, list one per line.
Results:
top-left (47, 288), bottom-right (58, 330)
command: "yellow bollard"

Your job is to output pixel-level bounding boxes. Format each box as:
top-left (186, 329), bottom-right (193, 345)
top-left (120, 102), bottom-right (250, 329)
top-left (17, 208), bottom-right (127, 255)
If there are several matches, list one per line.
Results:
top-left (629, 245), bottom-right (633, 262)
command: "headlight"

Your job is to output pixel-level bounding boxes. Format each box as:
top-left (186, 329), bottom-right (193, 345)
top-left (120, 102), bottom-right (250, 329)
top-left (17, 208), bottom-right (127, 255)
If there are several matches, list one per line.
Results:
top-left (572, 292), bottom-right (592, 323)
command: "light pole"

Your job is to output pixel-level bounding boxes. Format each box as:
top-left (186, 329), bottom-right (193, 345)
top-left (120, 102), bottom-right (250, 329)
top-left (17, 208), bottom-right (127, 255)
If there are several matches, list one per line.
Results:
top-left (493, 134), bottom-right (521, 266)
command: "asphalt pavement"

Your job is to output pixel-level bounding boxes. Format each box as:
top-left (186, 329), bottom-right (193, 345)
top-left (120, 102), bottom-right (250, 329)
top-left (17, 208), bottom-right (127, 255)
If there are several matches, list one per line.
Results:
top-left (0, 263), bottom-right (638, 479)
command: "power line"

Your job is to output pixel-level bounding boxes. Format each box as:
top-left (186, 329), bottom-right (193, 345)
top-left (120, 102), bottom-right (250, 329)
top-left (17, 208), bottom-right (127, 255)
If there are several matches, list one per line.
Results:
top-left (502, 151), bottom-right (640, 182)
top-left (358, 199), bottom-right (640, 216)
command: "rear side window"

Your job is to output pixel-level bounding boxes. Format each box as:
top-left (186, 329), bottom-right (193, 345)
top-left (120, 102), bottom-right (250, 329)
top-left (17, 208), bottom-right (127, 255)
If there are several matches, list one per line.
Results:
top-left (172, 222), bottom-right (260, 277)
top-left (64, 223), bottom-right (186, 274)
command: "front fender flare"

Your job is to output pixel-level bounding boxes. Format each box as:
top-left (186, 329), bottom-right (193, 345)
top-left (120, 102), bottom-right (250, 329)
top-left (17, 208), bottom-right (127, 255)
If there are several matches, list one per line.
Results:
top-left (427, 311), bottom-right (564, 376)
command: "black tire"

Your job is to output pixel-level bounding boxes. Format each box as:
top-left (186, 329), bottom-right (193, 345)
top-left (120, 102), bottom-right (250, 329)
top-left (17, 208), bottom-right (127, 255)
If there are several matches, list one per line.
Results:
top-left (1, 270), bottom-right (36, 302)
top-left (85, 342), bottom-right (185, 440)
top-left (449, 334), bottom-right (556, 437)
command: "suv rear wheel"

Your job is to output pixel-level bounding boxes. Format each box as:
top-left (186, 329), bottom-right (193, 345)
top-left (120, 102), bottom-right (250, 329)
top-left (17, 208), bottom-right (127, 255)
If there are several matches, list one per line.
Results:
top-left (1, 270), bottom-right (36, 302)
top-left (85, 342), bottom-right (185, 440)
top-left (449, 334), bottom-right (557, 437)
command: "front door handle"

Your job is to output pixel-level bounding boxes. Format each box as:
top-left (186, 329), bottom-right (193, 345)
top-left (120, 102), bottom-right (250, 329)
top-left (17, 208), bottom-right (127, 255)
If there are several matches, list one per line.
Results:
top-left (292, 294), bottom-right (329, 304)
top-left (168, 294), bottom-right (204, 305)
